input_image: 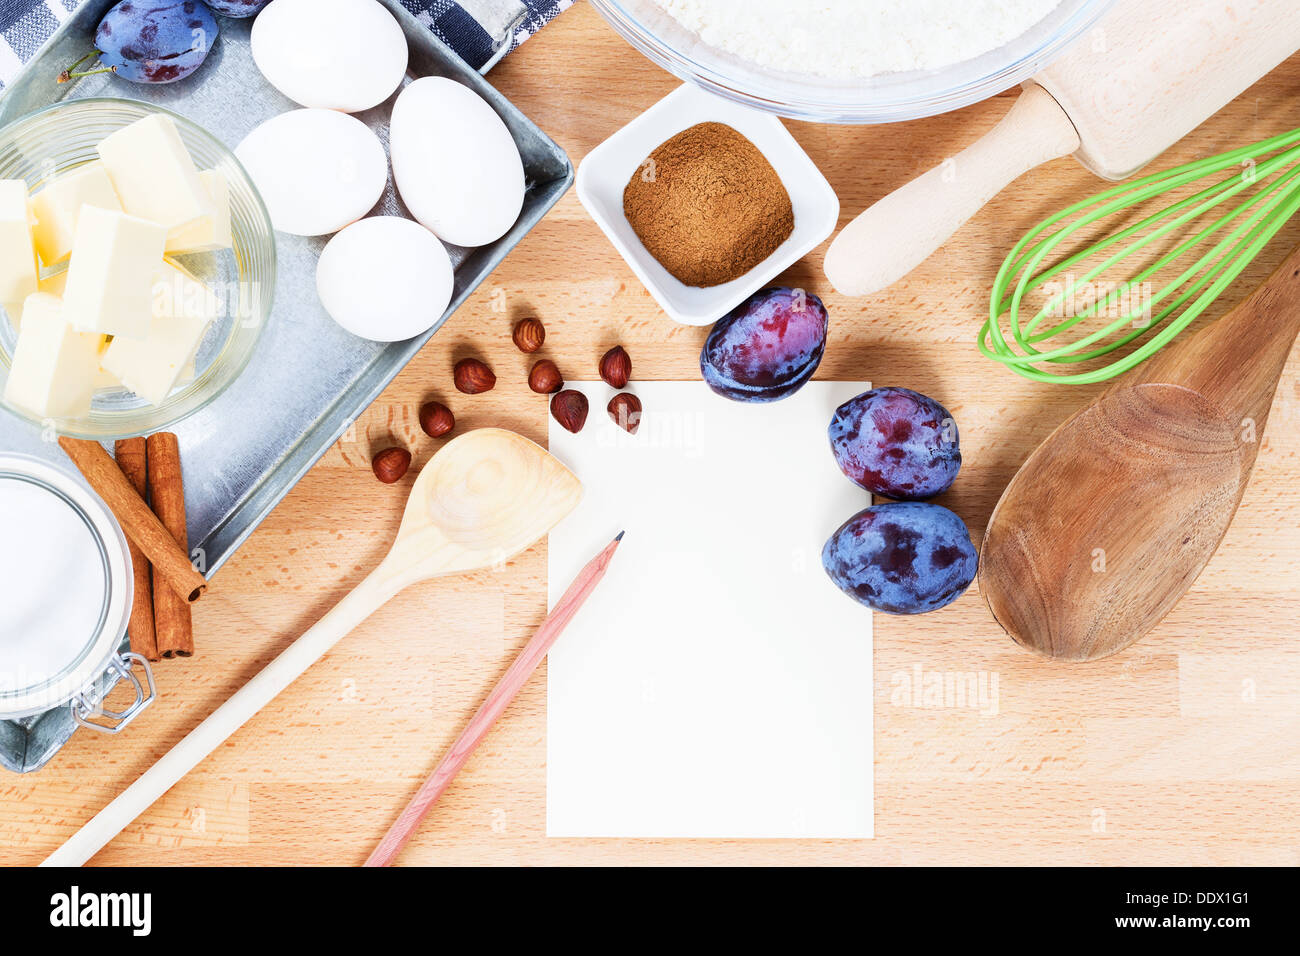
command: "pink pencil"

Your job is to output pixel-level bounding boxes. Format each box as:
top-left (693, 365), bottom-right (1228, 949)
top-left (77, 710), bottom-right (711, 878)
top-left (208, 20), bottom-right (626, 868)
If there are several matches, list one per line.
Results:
top-left (365, 531), bottom-right (625, 867)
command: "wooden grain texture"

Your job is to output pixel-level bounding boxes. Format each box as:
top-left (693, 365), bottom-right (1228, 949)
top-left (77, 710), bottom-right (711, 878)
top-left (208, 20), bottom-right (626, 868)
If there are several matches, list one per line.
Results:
top-left (40, 430), bottom-right (583, 867)
top-left (4, 4), bottom-right (1299, 866)
top-left (981, 245), bottom-right (1300, 660)
top-left (366, 533), bottom-right (621, 866)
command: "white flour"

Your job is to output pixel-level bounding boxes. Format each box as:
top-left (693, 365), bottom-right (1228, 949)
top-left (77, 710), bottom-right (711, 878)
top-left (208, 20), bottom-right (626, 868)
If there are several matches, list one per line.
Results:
top-left (653, 0), bottom-right (1062, 79)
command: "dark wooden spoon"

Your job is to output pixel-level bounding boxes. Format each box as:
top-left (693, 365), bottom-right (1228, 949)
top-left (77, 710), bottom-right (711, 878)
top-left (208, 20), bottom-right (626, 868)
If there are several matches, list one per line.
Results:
top-left (980, 244), bottom-right (1300, 661)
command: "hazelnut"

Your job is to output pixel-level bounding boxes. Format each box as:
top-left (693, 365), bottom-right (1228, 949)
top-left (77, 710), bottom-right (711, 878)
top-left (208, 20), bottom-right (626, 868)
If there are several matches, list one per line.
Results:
top-left (419, 401), bottom-right (455, 439)
top-left (512, 317), bottom-right (546, 353)
top-left (607, 393), bottom-right (642, 434)
top-left (372, 447), bottom-right (411, 484)
top-left (599, 346), bottom-right (631, 389)
top-left (528, 359), bottom-right (564, 394)
top-left (453, 357), bottom-right (496, 394)
top-left (550, 389), bottom-right (589, 434)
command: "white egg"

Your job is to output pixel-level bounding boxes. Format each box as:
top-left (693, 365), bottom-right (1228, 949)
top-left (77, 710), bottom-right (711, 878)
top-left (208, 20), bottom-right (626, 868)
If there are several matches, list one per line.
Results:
top-left (236, 109), bottom-right (388, 237)
top-left (316, 217), bottom-right (454, 342)
top-left (390, 76), bottom-right (526, 248)
top-left (251, 0), bottom-right (408, 113)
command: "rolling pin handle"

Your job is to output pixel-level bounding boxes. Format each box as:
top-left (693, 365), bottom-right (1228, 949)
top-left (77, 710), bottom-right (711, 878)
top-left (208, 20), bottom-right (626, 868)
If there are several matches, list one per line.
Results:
top-left (823, 83), bottom-right (1081, 297)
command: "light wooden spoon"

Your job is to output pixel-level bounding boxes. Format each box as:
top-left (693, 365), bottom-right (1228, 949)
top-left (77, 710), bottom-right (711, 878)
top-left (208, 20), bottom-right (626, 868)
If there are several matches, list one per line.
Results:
top-left (980, 244), bottom-right (1300, 662)
top-left (44, 428), bottom-right (581, 866)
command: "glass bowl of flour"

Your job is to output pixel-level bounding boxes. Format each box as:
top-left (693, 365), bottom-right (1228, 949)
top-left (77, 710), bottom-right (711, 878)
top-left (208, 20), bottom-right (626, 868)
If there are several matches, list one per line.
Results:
top-left (591, 0), bottom-right (1114, 123)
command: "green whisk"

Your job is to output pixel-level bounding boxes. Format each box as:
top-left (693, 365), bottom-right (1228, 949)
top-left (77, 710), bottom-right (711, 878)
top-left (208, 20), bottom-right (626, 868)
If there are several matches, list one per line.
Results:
top-left (980, 126), bottom-right (1300, 384)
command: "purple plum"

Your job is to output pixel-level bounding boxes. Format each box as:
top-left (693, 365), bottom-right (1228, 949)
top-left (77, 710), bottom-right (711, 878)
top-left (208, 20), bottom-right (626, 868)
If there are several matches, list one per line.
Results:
top-left (93, 1), bottom-right (219, 84)
top-left (822, 502), bottom-right (977, 615)
top-left (700, 287), bottom-right (828, 402)
top-left (204, 0), bottom-right (270, 15)
top-left (829, 387), bottom-right (960, 500)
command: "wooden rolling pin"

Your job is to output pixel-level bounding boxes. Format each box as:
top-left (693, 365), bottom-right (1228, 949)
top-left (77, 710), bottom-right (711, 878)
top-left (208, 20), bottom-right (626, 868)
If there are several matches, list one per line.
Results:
top-left (824, 0), bottom-right (1300, 296)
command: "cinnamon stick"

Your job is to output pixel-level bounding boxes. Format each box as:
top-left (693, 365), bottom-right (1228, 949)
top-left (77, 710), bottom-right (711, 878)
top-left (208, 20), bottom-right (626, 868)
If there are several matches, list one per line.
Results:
top-left (114, 438), bottom-right (159, 662)
top-left (57, 436), bottom-right (207, 603)
top-left (146, 433), bottom-right (194, 659)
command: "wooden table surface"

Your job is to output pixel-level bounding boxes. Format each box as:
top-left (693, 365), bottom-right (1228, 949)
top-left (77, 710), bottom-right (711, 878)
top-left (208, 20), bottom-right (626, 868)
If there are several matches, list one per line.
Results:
top-left (5, 3), bottom-right (1300, 867)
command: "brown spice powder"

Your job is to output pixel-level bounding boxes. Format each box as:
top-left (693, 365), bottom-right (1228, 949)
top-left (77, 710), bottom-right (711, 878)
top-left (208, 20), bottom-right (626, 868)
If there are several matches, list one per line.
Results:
top-left (623, 122), bottom-right (794, 288)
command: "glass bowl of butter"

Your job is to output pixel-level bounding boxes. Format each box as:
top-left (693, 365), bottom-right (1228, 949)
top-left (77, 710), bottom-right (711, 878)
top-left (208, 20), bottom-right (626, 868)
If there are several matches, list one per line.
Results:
top-left (0, 98), bottom-right (275, 440)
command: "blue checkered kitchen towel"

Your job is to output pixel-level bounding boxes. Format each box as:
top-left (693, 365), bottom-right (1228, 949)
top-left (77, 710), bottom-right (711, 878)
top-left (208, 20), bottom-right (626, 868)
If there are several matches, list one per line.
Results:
top-left (0, 0), bottom-right (571, 88)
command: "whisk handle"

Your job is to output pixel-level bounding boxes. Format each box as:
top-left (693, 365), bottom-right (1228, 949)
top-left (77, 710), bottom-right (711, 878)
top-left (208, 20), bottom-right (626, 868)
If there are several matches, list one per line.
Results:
top-left (824, 84), bottom-right (1081, 297)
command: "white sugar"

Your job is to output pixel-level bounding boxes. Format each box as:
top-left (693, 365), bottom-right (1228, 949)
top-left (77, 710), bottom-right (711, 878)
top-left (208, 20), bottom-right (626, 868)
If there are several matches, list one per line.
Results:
top-left (0, 477), bottom-right (107, 694)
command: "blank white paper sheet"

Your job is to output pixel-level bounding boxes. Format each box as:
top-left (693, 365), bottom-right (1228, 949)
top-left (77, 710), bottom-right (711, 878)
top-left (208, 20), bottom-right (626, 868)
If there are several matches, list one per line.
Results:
top-left (547, 381), bottom-right (873, 839)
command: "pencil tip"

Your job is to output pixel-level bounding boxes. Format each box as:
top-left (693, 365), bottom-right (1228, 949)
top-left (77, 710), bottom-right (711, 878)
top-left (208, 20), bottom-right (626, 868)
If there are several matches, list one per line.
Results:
top-left (614, 530), bottom-right (625, 542)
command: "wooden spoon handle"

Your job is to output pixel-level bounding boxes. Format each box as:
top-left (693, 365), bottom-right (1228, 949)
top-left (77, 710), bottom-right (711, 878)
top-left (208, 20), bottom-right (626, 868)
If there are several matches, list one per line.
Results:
top-left (824, 85), bottom-right (1080, 296)
top-left (41, 567), bottom-right (403, 868)
top-left (1132, 242), bottom-right (1300, 426)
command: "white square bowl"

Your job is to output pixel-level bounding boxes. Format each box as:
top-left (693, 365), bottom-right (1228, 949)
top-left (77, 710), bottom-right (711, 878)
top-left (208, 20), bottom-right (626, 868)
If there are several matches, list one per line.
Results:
top-left (577, 83), bottom-right (840, 326)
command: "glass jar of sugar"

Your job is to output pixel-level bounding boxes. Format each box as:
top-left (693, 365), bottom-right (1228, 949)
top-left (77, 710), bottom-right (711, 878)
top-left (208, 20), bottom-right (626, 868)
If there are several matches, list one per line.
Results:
top-left (0, 455), bottom-right (154, 737)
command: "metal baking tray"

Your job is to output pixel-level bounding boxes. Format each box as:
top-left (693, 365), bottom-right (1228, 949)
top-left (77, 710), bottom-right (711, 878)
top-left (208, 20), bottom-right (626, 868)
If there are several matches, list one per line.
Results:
top-left (0, 0), bottom-right (570, 773)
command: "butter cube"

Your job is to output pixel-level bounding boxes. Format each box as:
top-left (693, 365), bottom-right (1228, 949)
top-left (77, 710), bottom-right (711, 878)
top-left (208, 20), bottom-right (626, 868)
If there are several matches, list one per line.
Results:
top-left (39, 270), bottom-right (69, 297)
top-left (63, 207), bottom-right (167, 339)
top-left (31, 162), bottom-right (124, 266)
top-left (92, 335), bottom-right (121, 391)
top-left (156, 259), bottom-right (221, 324)
top-left (94, 365), bottom-right (121, 391)
top-left (8, 270), bottom-right (70, 333)
top-left (101, 263), bottom-right (217, 405)
top-left (0, 180), bottom-right (38, 306)
top-left (165, 169), bottom-right (232, 256)
top-left (97, 114), bottom-right (207, 235)
top-left (2, 293), bottom-right (103, 419)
